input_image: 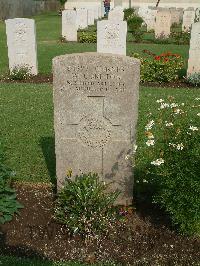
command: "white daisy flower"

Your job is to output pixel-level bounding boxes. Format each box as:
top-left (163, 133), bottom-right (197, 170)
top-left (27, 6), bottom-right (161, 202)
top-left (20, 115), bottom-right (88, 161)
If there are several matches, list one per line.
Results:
top-left (189, 126), bottom-right (198, 131)
top-left (177, 143), bottom-right (184, 150)
top-left (146, 139), bottom-right (155, 146)
top-left (151, 158), bottom-right (165, 166)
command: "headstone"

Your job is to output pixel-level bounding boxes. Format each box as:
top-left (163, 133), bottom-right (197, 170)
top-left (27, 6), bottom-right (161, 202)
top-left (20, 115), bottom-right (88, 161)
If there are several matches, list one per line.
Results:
top-left (114, 0), bottom-right (122, 7)
top-left (98, 6), bottom-right (102, 18)
top-left (145, 7), bottom-right (157, 31)
top-left (87, 8), bottom-right (95, 25)
top-left (62, 10), bottom-right (77, 41)
top-left (93, 6), bottom-right (99, 20)
top-left (76, 8), bottom-right (88, 29)
top-left (187, 22), bottom-right (200, 76)
top-left (177, 8), bottom-right (184, 23)
top-left (97, 20), bottom-right (127, 55)
top-left (5, 18), bottom-right (38, 75)
top-left (108, 6), bottom-right (124, 21)
top-left (53, 52), bottom-right (140, 205)
top-left (138, 7), bottom-right (149, 21)
top-left (155, 9), bottom-right (171, 39)
top-left (182, 9), bottom-right (195, 32)
top-left (170, 8), bottom-right (181, 24)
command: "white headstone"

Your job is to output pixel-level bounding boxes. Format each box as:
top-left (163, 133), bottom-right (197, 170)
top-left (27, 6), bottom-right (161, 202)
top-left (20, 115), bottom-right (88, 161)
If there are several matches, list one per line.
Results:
top-left (145, 8), bottom-right (157, 31)
top-left (187, 22), bottom-right (200, 76)
top-left (182, 10), bottom-right (196, 32)
top-left (5, 18), bottom-right (38, 75)
top-left (97, 20), bottom-right (127, 55)
top-left (88, 8), bottom-right (95, 25)
top-left (76, 8), bottom-right (88, 29)
top-left (155, 9), bottom-right (171, 39)
top-left (62, 10), bottom-right (77, 41)
top-left (108, 6), bottom-right (124, 21)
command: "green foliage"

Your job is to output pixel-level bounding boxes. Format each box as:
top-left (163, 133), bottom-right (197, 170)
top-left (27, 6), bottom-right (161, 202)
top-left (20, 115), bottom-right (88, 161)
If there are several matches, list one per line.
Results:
top-left (133, 50), bottom-right (184, 83)
top-left (9, 65), bottom-right (33, 80)
top-left (57, 0), bottom-right (66, 7)
top-left (170, 31), bottom-right (190, 45)
top-left (135, 97), bottom-right (200, 235)
top-left (55, 173), bottom-right (120, 238)
top-left (127, 15), bottom-right (144, 43)
top-left (0, 141), bottom-right (23, 224)
top-left (124, 8), bottom-right (135, 21)
top-left (187, 73), bottom-right (200, 87)
top-left (78, 32), bottom-right (97, 43)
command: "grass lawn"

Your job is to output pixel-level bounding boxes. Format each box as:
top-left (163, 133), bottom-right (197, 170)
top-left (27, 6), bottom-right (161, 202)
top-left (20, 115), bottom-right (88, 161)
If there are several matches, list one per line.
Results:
top-left (0, 12), bottom-right (189, 75)
top-left (0, 83), bottom-right (199, 185)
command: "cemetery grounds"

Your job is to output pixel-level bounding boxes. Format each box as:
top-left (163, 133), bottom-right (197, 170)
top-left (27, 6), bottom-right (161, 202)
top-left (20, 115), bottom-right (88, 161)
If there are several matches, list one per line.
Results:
top-left (0, 12), bottom-right (200, 266)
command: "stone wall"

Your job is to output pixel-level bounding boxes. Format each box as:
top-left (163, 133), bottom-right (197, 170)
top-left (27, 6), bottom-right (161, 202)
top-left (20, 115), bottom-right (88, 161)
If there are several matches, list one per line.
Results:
top-left (0, 0), bottom-right (59, 20)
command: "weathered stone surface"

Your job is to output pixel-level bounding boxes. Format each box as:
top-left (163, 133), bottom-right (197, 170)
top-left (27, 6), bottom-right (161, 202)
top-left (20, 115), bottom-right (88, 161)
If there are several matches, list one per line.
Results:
top-left (187, 22), bottom-right (200, 76)
top-left (97, 20), bottom-right (127, 55)
top-left (5, 18), bottom-right (38, 75)
top-left (170, 8), bottom-right (181, 24)
top-left (53, 52), bottom-right (140, 205)
top-left (87, 8), bottom-right (95, 25)
top-left (62, 10), bottom-right (77, 41)
top-left (145, 7), bottom-right (157, 31)
top-left (114, 0), bottom-right (122, 7)
top-left (108, 6), bottom-right (124, 21)
top-left (155, 9), bottom-right (171, 38)
top-left (182, 10), bottom-right (195, 32)
top-left (76, 8), bottom-right (88, 29)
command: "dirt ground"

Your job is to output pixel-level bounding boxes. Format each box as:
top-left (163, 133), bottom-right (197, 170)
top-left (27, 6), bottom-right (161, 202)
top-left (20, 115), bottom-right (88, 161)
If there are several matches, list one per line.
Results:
top-left (0, 183), bottom-right (199, 265)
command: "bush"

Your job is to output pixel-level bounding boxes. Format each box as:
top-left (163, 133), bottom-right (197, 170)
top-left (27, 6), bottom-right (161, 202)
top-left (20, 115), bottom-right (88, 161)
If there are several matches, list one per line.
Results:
top-left (78, 32), bottom-right (97, 43)
top-left (187, 73), bottom-right (200, 87)
top-left (133, 50), bottom-right (184, 83)
top-left (127, 15), bottom-right (144, 43)
top-left (135, 97), bottom-right (200, 235)
top-left (55, 173), bottom-right (120, 239)
top-left (170, 31), bottom-right (190, 45)
top-left (9, 65), bottom-right (33, 80)
top-left (0, 141), bottom-right (23, 224)
top-left (124, 8), bottom-right (135, 20)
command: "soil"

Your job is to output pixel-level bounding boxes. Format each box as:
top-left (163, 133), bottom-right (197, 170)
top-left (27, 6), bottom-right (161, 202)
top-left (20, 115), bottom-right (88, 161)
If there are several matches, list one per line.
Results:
top-left (0, 183), bottom-right (199, 265)
top-left (0, 74), bottom-right (199, 89)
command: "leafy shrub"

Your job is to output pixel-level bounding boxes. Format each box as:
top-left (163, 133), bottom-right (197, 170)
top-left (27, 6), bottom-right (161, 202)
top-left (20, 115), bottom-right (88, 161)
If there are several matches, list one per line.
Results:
top-left (135, 97), bottom-right (200, 235)
top-left (55, 173), bottom-right (120, 238)
top-left (78, 32), bottom-right (97, 43)
top-left (124, 8), bottom-right (135, 20)
top-left (9, 65), bottom-right (33, 80)
top-left (127, 15), bottom-right (144, 43)
top-left (133, 50), bottom-right (184, 83)
top-left (170, 31), bottom-right (190, 45)
top-left (0, 141), bottom-right (23, 224)
top-left (187, 73), bottom-right (200, 87)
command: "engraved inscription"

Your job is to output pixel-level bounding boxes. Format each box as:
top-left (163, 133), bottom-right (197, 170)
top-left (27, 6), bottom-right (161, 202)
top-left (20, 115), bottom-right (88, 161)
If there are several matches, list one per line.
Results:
top-left (15, 22), bottom-right (28, 42)
top-left (78, 116), bottom-right (112, 148)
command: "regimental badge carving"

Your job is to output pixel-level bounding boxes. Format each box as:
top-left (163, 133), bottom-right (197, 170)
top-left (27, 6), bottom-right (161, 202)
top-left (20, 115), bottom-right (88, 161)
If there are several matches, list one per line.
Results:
top-left (78, 115), bottom-right (112, 148)
top-left (105, 25), bottom-right (120, 40)
top-left (15, 22), bottom-right (28, 41)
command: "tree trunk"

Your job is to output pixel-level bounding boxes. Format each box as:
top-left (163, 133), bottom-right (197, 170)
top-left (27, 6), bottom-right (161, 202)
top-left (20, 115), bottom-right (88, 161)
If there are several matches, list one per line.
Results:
top-left (156, 0), bottom-right (161, 7)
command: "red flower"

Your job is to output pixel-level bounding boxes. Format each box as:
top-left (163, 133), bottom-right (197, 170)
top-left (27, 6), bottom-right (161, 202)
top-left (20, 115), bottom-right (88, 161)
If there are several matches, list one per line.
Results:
top-left (155, 56), bottom-right (161, 61)
top-left (164, 58), bottom-right (169, 62)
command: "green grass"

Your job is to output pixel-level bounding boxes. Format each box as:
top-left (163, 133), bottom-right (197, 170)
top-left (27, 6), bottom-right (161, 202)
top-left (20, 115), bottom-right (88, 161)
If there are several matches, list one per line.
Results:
top-left (0, 83), bottom-right (199, 185)
top-left (0, 12), bottom-right (189, 75)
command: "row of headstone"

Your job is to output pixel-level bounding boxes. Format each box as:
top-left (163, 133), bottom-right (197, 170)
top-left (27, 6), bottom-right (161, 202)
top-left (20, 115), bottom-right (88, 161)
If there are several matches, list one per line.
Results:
top-left (137, 6), bottom-right (199, 38)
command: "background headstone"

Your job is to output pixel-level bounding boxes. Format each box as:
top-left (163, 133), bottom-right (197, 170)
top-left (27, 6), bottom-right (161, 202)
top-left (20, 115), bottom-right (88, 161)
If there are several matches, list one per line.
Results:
top-left (108, 6), bottom-right (124, 21)
top-left (114, 0), bottom-right (122, 7)
top-left (97, 20), bottom-right (127, 55)
top-left (182, 9), bottom-right (195, 32)
top-left (187, 22), bottom-right (200, 76)
top-left (87, 8), bottom-right (95, 25)
top-left (62, 10), bottom-right (77, 41)
top-left (5, 18), bottom-right (38, 75)
top-left (155, 9), bottom-right (171, 38)
top-left (76, 8), bottom-right (88, 29)
top-left (53, 52), bottom-right (140, 205)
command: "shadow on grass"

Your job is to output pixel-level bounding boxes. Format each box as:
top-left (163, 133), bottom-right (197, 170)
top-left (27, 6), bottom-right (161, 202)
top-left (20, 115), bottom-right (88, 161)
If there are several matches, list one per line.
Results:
top-left (40, 137), bottom-right (56, 190)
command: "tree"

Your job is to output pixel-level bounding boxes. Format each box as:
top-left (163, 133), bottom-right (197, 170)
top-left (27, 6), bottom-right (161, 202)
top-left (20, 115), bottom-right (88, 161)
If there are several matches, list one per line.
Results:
top-left (156, 0), bottom-right (161, 7)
